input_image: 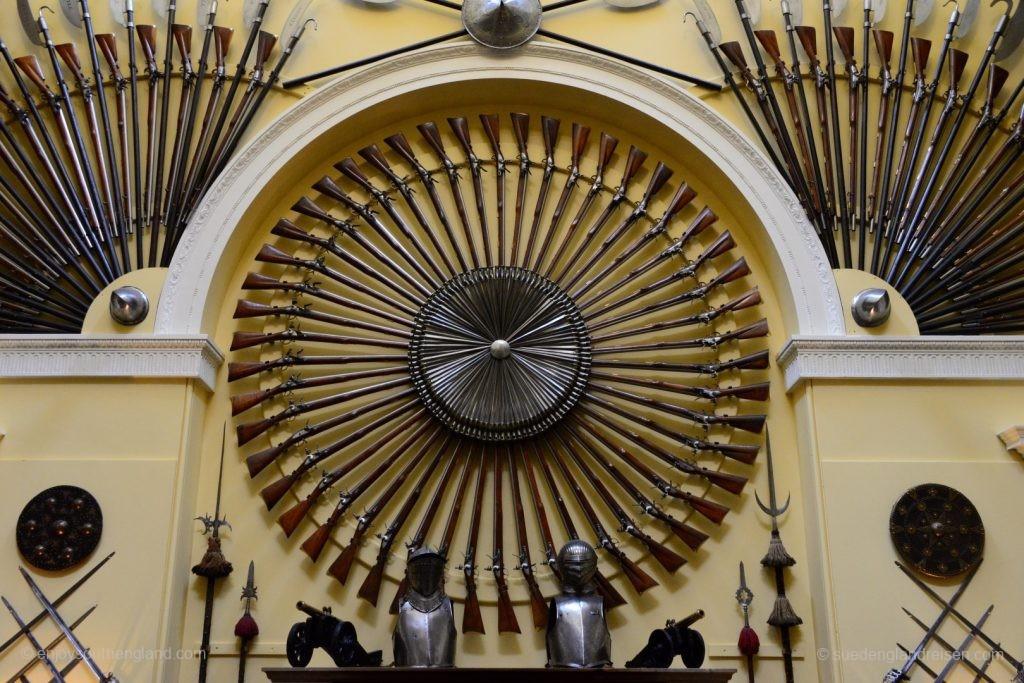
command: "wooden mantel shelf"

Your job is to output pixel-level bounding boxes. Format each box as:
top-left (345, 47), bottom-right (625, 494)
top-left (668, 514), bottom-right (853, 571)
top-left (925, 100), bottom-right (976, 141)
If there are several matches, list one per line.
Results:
top-left (264, 668), bottom-right (735, 682)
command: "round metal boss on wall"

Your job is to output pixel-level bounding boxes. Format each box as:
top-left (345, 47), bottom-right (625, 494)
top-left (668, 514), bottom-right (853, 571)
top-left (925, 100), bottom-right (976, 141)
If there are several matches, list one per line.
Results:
top-left (16, 485), bottom-right (103, 571)
top-left (409, 266), bottom-right (592, 441)
top-left (889, 483), bottom-right (984, 578)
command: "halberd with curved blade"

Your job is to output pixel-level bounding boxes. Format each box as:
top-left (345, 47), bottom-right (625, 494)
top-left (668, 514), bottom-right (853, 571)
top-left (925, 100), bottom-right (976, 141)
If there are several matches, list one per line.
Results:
top-left (152, 0), bottom-right (169, 20)
top-left (955, 0), bottom-right (981, 37)
top-left (109, 0), bottom-right (127, 27)
top-left (18, 0), bottom-right (44, 46)
top-left (913, 0), bottom-right (935, 25)
top-left (282, 0), bottom-right (316, 40)
top-left (243, 0), bottom-right (266, 28)
top-left (996, 0), bottom-right (1024, 58)
top-left (60, 0), bottom-right (83, 26)
top-left (692, 0), bottom-right (721, 44)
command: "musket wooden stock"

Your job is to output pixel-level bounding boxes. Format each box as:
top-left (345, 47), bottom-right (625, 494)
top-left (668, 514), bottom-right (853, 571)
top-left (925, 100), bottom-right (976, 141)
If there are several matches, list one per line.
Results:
top-left (276, 414), bottom-right (429, 536)
top-left (520, 115), bottom-right (559, 267)
top-left (241, 272), bottom-right (411, 328)
top-left (491, 451), bottom-right (521, 633)
top-left (237, 375), bottom-right (411, 446)
top-left (418, 120), bottom-right (479, 269)
top-left (230, 327), bottom-right (407, 353)
top-left (448, 116), bottom-right (492, 266)
top-left (535, 122), bottom-right (589, 271)
top-left (231, 365), bottom-right (407, 416)
top-left (462, 449), bottom-right (488, 634)
top-left (232, 298), bottom-right (409, 339)
top-left (589, 287), bottom-right (762, 342)
top-left (358, 432), bottom-right (450, 606)
top-left (228, 351), bottom-right (407, 383)
top-left (509, 112), bottom-right (530, 264)
top-left (507, 450), bottom-right (548, 629)
top-left (574, 413), bottom-right (746, 500)
top-left (479, 113), bottom-right (506, 265)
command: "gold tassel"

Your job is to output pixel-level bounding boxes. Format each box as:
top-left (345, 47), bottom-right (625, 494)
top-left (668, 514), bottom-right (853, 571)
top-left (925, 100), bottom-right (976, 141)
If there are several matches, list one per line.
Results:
top-left (767, 594), bottom-right (802, 628)
top-left (192, 536), bottom-right (234, 578)
top-left (761, 533), bottom-right (796, 568)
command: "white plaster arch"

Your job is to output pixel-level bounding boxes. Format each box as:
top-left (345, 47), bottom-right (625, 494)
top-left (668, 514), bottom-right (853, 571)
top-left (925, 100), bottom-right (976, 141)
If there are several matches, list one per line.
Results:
top-left (156, 40), bottom-right (845, 336)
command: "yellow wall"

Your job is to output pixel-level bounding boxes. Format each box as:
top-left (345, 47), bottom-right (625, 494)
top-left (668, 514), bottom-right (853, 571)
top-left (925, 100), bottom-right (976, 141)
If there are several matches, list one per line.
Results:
top-left (2, 1), bottom-right (1024, 682)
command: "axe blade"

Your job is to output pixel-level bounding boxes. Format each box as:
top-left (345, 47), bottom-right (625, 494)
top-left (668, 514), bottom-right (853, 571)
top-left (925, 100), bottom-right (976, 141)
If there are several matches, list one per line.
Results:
top-left (913, 0), bottom-right (935, 25)
top-left (59, 0), bottom-right (83, 26)
top-left (18, 0), bottom-right (44, 46)
top-left (692, 0), bottom-right (722, 44)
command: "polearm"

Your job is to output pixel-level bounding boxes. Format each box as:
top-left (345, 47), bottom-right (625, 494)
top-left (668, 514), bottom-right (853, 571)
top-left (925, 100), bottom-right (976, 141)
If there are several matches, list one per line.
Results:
top-left (893, 7), bottom-right (1009, 267)
top-left (160, 23), bottom-right (196, 257)
top-left (95, 35), bottom-right (134, 268)
top-left (902, 604), bottom-right (996, 682)
top-left (905, 66), bottom-right (1019, 283)
top-left (163, 0), bottom-right (220, 240)
top-left (880, 3), bottom-right (961, 256)
top-left (688, 7), bottom-right (792, 189)
top-left (868, 29), bottom-right (895, 234)
top-left (507, 448), bottom-right (548, 629)
top-left (181, 26), bottom-right (233, 218)
top-left (193, 425), bottom-right (233, 683)
top-left (490, 449), bottom-right (521, 633)
top-left (796, 26), bottom-right (839, 225)
top-left (240, 271), bottom-right (412, 328)
top-left (387, 441), bottom-right (466, 614)
top-left (136, 23), bottom-right (160, 264)
top-left (334, 158), bottom-right (447, 283)
top-left (0, 35), bottom-right (100, 269)
top-left (823, 0), bottom-right (853, 264)
top-left (5, 604), bottom-right (97, 683)
top-left (858, 1), bottom-right (873, 269)
top-left (894, 30), bottom-right (1012, 288)
top-left (121, 0), bottom-right (145, 270)
top-left (53, 42), bottom-right (119, 248)
top-left (534, 123), bottom-right (589, 272)
top-left (151, 0), bottom-right (176, 254)
top-left (18, 568), bottom-right (119, 682)
top-left (527, 443), bottom-right (627, 609)
top-left (521, 116), bottom-right (559, 268)
top-left (539, 439), bottom-right (658, 594)
top-left (544, 132), bottom-right (617, 278)
top-left (885, 47), bottom-right (971, 279)
top-left (733, 0), bottom-right (835, 264)
top-left (479, 113), bottom-right (506, 266)
top-left (874, 36), bottom-right (932, 269)
top-left (780, 0), bottom-right (830, 234)
top-left (458, 446), bottom-right (487, 633)
top-left (234, 562), bottom-right (259, 683)
top-left (832, 25), bottom-right (861, 266)
top-left (188, 0), bottom-right (272, 223)
top-left (884, 560), bottom-right (982, 682)
top-left (554, 430), bottom-right (689, 571)
top-left (448, 116), bottom-right (492, 266)
top-left (358, 432), bottom-right (451, 606)
top-left (870, 0), bottom-right (914, 274)
top-left (74, 0), bottom-right (128, 247)
top-left (755, 29), bottom-right (825, 228)
top-left (326, 426), bottom-right (441, 585)
top-left (1, 596), bottom-right (69, 683)
top-left (756, 432), bottom-right (800, 683)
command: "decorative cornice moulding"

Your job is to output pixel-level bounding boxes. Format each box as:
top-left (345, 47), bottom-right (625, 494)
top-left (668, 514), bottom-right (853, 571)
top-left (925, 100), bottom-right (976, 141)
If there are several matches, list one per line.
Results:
top-left (778, 336), bottom-right (1024, 391)
top-left (0, 335), bottom-right (224, 392)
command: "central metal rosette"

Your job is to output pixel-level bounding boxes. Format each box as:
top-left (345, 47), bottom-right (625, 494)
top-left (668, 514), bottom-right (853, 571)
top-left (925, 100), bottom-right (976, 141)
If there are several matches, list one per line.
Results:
top-left (408, 267), bottom-right (592, 441)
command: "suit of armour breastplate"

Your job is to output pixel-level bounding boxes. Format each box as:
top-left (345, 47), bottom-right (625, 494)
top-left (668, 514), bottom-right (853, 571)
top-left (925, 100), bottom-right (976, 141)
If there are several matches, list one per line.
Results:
top-left (393, 595), bottom-right (456, 667)
top-left (546, 595), bottom-right (612, 668)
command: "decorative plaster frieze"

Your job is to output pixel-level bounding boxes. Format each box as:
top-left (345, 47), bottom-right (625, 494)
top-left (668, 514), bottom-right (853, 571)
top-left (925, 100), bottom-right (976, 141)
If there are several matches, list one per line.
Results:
top-left (999, 426), bottom-right (1024, 457)
top-left (778, 336), bottom-right (1024, 391)
top-left (0, 335), bottom-right (224, 392)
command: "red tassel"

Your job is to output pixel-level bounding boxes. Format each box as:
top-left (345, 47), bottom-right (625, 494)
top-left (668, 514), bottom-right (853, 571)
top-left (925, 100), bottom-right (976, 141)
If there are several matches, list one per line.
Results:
top-left (738, 625), bottom-right (760, 656)
top-left (234, 613), bottom-right (260, 639)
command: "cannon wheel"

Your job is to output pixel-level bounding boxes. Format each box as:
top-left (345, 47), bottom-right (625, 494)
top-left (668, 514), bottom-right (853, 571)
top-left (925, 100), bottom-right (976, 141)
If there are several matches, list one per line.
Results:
top-left (287, 622), bottom-right (314, 667)
top-left (681, 628), bottom-right (706, 669)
